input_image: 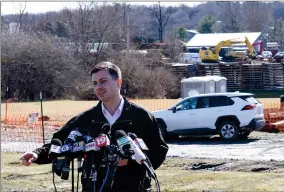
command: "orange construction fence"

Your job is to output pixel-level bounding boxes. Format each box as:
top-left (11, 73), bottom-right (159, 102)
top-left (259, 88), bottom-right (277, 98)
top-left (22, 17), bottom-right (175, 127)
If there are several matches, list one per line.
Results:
top-left (1, 99), bottom-right (284, 152)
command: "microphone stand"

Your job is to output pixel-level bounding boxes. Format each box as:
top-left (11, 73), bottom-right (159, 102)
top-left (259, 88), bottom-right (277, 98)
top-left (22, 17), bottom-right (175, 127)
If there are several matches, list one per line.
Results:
top-left (98, 145), bottom-right (121, 192)
top-left (91, 152), bottom-right (97, 192)
top-left (72, 159), bottom-right (74, 192)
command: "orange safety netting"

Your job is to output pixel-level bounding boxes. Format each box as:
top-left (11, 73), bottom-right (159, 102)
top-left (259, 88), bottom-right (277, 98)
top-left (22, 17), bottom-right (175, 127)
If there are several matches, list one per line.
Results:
top-left (1, 99), bottom-right (284, 152)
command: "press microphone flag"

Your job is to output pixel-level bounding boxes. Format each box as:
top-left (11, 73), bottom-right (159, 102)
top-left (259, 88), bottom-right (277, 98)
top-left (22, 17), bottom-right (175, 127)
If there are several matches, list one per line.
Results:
top-left (115, 130), bottom-right (146, 164)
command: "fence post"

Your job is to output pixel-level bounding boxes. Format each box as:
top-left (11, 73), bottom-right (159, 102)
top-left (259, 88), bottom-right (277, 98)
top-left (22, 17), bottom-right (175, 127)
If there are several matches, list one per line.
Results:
top-left (280, 95), bottom-right (284, 110)
top-left (5, 87), bottom-right (8, 123)
top-left (40, 91), bottom-right (45, 144)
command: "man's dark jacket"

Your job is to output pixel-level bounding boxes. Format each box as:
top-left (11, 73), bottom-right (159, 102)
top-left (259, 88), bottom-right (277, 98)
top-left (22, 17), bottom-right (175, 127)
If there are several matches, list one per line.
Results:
top-left (33, 97), bottom-right (169, 191)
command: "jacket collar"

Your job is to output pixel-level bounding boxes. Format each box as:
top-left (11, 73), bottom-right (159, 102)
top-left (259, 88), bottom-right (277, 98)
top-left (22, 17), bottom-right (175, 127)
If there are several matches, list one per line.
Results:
top-left (92, 96), bottom-right (131, 120)
top-left (101, 96), bottom-right (125, 116)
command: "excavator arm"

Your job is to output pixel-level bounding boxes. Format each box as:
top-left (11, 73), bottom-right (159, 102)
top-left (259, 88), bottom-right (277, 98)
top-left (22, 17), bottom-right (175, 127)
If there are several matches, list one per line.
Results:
top-left (244, 37), bottom-right (255, 57)
top-left (213, 40), bottom-right (241, 54)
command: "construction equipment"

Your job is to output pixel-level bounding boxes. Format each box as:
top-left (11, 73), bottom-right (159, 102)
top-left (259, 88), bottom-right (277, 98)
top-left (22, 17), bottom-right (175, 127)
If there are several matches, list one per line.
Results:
top-left (199, 37), bottom-right (256, 63)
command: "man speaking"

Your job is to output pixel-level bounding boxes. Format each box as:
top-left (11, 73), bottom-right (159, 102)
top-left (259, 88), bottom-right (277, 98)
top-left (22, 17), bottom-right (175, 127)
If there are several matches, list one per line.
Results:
top-left (20, 62), bottom-right (168, 192)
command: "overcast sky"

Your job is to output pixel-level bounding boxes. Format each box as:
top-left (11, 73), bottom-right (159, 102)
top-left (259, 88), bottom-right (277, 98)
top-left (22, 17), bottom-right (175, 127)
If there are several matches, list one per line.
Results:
top-left (1, 2), bottom-right (203, 15)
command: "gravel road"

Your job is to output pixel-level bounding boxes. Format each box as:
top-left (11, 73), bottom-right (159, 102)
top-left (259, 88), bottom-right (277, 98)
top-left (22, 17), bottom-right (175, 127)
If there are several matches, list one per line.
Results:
top-left (167, 131), bottom-right (284, 161)
top-left (2, 129), bottom-right (284, 173)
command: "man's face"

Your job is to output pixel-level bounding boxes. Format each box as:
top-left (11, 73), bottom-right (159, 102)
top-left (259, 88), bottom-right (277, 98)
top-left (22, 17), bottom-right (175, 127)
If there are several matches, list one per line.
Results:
top-left (92, 69), bottom-right (121, 102)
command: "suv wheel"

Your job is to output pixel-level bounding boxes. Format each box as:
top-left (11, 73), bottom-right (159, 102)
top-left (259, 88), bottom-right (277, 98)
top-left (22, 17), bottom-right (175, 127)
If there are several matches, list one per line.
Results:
top-left (158, 123), bottom-right (178, 141)
top-left (218, 121), bottom-right (239, 141)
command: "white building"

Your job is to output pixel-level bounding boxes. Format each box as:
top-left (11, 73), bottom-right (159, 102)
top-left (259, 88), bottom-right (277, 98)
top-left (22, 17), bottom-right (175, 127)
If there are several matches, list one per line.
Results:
top-left (8, 22), bottom-right (19, 34)
top-left (186, 32), bottom-right (266, 54)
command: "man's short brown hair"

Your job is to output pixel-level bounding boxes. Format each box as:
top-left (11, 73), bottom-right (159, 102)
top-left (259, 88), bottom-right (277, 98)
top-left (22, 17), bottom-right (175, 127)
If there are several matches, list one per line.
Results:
top-left (90, 62), bottom-right (122, 80)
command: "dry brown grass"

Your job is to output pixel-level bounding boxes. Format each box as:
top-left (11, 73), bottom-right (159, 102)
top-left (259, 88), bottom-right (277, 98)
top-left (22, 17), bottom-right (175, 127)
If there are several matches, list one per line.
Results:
top-left (1, 98), bottom-right (280, 123)
top-left (0, 99), bottom-right (180, 123)
top-left (2, 153), bottom-right (284, 192)
top-left (258, 98), bottom-right (282, 109)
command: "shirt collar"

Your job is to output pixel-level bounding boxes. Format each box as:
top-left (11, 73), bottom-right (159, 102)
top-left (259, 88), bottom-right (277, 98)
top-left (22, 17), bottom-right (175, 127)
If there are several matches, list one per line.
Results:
top-left (102, 96), bottom-right (124, 114)
top-left (117, 96), bottom-right (125, 112)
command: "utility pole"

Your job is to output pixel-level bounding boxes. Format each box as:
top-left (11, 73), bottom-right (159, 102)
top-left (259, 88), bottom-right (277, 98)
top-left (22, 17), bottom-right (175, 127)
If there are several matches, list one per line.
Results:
top-left (126, 5), bottom-right (130, 54)
top-left (141, 25), bottom-right (144, 44)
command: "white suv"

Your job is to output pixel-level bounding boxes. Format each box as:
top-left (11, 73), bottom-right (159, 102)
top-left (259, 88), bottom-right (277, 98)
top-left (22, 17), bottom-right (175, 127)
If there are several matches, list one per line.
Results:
top-left (152, 92), bottom-right (265, 141)
top-left (262, 51), bottom-right (272, 58)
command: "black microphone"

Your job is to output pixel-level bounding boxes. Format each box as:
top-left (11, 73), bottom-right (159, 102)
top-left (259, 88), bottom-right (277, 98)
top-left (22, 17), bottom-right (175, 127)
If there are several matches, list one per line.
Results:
top-left (49, 139), bottom-right (63, 176)
top-left (102, 123), bottom-right (111, 135)
top-left (72, 140), bottom-right (85, 172)
top-left (61, 128), bottom-right (83, 180)
top-left (82, 134), bottom-right (103, 192)
top-left (72, 141), bottom-right (85, 157)
top-left (115, 130), bottom-right (156, 178)
top-left (84, 134), bottom-right (95, 143)
top-left (64, 128), bottom-right (83, 144)
top-left (115, 130), bottom-right (148, 162)
top-left (115, 130), bottom-right (134, 159)
top-left (83, 134), bottom-right (96, 174)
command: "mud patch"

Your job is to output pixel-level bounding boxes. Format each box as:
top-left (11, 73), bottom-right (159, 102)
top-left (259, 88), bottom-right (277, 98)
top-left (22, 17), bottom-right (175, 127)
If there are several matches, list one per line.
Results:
top-left (202, 190), bottom-right (225, 192)
top-left (3, 174), bottom-right (28, 180)
top-left (177, 157), bottom-right (284, 173)
top-left (3, 170), bottom-right (52, 181)
top-left (251, 167), bottom-right (270, 172)
top-left (186, 162), bottom-right (226, 170)
top-left (8, 161), bottom-right (21, 166)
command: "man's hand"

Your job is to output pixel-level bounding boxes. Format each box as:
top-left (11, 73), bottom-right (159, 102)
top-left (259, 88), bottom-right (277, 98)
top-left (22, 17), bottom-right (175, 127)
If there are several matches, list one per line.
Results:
top-left (117, 159), bottom-right (128, 166)
top-left (20, 152), bottom-right (38, 166)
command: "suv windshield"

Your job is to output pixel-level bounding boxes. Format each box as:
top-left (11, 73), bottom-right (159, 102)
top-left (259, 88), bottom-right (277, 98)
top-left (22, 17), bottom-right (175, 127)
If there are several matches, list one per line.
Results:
top-left (176, 98), bottom-right (198, 111)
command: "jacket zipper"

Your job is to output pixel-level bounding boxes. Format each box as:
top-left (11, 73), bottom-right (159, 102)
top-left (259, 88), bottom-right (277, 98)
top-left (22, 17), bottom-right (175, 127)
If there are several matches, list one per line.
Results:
top-left (113, 120), bottom-right (132, 125)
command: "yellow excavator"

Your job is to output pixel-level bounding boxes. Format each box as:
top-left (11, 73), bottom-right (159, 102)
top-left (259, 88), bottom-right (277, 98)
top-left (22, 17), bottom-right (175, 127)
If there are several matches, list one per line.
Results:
top-left (199, 37), bottom-right (256, 63)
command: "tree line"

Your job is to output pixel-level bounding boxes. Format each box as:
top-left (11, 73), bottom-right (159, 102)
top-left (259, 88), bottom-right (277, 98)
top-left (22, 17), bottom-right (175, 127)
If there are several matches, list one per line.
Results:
top-left (1, 2), bottom-right (284, 100)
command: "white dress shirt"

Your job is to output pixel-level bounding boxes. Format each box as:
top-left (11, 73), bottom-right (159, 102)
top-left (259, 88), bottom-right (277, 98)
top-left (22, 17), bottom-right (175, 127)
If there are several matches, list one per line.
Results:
top-left (101, 97), bottom-right (124, 126)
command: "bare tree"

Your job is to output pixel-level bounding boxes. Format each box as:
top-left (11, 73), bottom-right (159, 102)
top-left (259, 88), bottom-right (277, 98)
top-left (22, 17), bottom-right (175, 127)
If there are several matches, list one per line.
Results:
top-left (164, 28), bottom-right (185, 60)
top-left (242, 2), bottom-right (273, 32)
top-left (1, 32), bottom-right (84, 100)
top-left (152, 2), bottom-right (172, 42)
top-left (128, 5), bottom-right (153, 45)
top-left (218, 2), bottom-right (243, 32)
top-left (60, 2), bottom-right (125, 67)
top-left (16, 2), bottom-right (27, 31)
top-left (110, 52), bottom-right (179, 98)
top-left (269, 19), bottom-right (284, 49)
top-left (8, 2), bottom-right (39, 33)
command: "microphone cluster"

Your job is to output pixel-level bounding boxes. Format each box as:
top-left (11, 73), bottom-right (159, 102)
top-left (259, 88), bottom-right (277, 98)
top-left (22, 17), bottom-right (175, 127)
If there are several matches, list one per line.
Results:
top-left (49, 127), bottom-right (157, 191)
top-left (49, 129), bottom-right (110, 180)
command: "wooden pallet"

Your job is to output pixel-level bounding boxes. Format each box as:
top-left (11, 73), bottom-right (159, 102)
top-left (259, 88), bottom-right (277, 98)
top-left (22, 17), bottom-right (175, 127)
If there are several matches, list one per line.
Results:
top-left (170, 62), bottom-right (284, 91)
top-left (262, 63), bottom-right (284, 90)
top-left (242, 64), bottom-right (263, 90)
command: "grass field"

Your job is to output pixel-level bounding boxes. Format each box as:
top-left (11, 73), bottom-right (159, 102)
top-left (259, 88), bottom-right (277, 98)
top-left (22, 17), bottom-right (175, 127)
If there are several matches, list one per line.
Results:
top-left (2, 152), bottom-right (284, 192)
top-left (1, 98), bottom-right (284, 191)
top-left (0, 98), bottom-right (281, 129)
top-left (1, 98), bottom-right (281, 120)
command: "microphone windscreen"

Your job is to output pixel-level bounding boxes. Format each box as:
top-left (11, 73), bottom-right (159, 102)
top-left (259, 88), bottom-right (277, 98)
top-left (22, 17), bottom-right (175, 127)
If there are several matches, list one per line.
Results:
top-left (115, 130), bottom-right (127, 139)
top-left (102, 123), bottom-right (111, 134)
top-left (51, 138), bottom-right (62, 146)
top-left (129, 133), bottom-right (138, 140)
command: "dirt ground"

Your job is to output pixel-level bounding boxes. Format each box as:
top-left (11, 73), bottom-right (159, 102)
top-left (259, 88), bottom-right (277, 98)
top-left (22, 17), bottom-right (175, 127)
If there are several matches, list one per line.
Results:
top-left (171, 156), bottom-right (284, 174)
top-left (2, 129), bottom-right (284, 174)
top-left (2, 131), bottom-right (284, 192)
top-left (166, 131), bottom-right (284, 174)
